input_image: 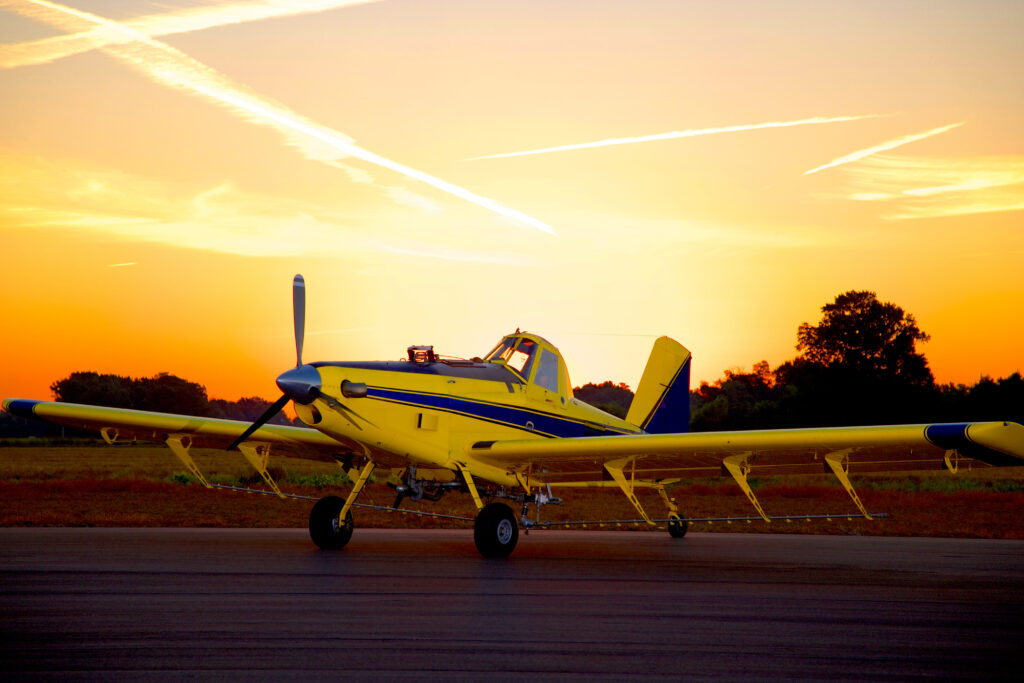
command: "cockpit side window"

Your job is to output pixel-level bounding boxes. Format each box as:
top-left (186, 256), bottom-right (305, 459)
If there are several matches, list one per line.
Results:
top-left (534, 348), bottom-right (559, 393)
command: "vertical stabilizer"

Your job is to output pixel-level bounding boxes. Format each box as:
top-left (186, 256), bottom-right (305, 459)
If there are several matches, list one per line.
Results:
top-left (626, 337), bottom-right (691, 434)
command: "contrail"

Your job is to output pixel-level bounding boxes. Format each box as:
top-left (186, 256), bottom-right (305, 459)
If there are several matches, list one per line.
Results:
top-left (0, 0), bottom-right (383, 69)
top-left (3, 0), bottom-right (555, 235)
top-left (465, 114), bottom-right (889, 161)
top-left (803, 122), bottom-right (965, 175)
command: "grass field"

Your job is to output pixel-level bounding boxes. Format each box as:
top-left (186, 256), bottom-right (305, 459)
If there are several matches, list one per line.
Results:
top-left (2, 442), bottom-right (1023, 538)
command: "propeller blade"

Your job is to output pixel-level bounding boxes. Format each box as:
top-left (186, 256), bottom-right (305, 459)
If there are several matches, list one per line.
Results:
top-left (293, 274), bottom-right (305, 367)
top-left (226, 393), bottom-right (291, 451)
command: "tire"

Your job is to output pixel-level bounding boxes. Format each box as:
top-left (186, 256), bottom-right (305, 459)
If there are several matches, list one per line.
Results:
top-left (474, 503), bottom-right (519, 558)
top-left (309, 495), bottom-right (354, 550)
top-left (667, 514), bottom-right (688, 538)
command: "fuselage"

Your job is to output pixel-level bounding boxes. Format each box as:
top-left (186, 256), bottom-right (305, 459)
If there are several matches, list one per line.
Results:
top-left (290, 333), bottom-right (640, 487)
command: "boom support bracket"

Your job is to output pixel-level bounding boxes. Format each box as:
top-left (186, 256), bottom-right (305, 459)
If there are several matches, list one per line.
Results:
top-left (824, 450), bottom-right (872, 520)
top-left (943, 449), bottom-right (960, 474)
top-left (722, 453), bottom-right (770, 522)
top-left (164, 435), bottom-right (211, 488)
top-left (237, 442), bottom-right (284, 499)
top-left (604, 457), bottom-right (655, 526)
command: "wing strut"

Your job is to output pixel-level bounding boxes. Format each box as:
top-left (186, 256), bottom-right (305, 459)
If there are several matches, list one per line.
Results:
top-left (164, 435), bottom-right (211, 488)
top-left (237, 442), bottom-right (284, 498)
top-left (722, 453), bottom-right (771, 522)
top-left (823, 450), bottom-right (872, 520)
top-left (604, 458), bottom-right (655, 526)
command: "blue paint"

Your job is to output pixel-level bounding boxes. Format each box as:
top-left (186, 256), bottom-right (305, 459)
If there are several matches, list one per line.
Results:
top-left (925, 422), bottom-right (1019, 467)
top-left (3, 399), bottom-right (41, 420)
top-left (367, 387), bottom-right (632, 438)
top-left (643, 357), bottom-right (691, 434)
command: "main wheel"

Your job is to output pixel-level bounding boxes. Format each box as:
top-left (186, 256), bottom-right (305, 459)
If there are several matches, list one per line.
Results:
top-left (309, 495), bottom-right (354, 550)
top-left (474, 503), bottom-right (519, 558)
top-left (667, 513), bottom-right (689, 538)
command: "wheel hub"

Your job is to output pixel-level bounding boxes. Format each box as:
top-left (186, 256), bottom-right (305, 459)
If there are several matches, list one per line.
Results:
top-left (496, 519), bottom-right (513, 545)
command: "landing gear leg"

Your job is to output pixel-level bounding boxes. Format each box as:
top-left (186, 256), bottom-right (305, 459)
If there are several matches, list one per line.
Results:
top-left (309, 458), bottom-right (375, 551)
top-left (656, 483), bottom-right (688, 538)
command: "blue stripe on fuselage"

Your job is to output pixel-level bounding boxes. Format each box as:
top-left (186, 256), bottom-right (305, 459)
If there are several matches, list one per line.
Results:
top-left (366, 387), bottom-right (631, 438)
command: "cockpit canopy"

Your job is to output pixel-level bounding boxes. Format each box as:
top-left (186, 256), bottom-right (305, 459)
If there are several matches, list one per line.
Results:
top-left (484, 332), bottom-right (573, 397)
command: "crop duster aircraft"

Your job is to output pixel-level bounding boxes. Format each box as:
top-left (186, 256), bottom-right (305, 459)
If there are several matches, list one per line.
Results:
top-left (5, 275), bottom-right (1024, 557)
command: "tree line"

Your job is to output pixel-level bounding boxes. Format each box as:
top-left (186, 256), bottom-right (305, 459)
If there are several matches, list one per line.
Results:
top-left (3, 290), bottom-right (1021, 438)
top-left (0, 372), bottom-right (295, 438)
top-left (574, 290), bottom-right (1024, 429)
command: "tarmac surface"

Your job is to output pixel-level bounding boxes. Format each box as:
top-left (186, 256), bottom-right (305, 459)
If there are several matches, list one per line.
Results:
top-left (2, 527), bottom-right (1022, 680)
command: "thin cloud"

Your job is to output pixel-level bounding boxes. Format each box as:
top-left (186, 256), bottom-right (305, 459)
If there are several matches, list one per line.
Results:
top-left (369, 241), bottom-right (530, 265)
top-left (803, 122), bottom-right (964, 175)
top-left (0, 0), bottom-right (383, 69)
top-left (106, 262), bottom-right (137, 268)
top-left (465, 114), bottom-right (889, 161)
top-left (840, 153), bottom-right (1024, 219)
top-left (3, 0), bottom-right (555, 235)
top-left (1, 153), bottom-right (534, 263)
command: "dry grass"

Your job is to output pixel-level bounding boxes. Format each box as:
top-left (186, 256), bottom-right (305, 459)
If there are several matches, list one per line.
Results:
top-left (2, 443), bottom-right (1023, 538)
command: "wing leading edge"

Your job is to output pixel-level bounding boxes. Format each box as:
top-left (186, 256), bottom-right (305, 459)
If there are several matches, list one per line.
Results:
top-left (2, 398), bottom-right (351, 460)
top-left (470, 421), bottom-right (1024, 484)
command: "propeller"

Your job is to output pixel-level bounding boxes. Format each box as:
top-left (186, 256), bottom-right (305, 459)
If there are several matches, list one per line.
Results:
top-left (226, 274), bottom-right (321, 451)
top-left (225, 393), bottom-right (291, 452)
top-left (293, 274), bottom-right (305, 367)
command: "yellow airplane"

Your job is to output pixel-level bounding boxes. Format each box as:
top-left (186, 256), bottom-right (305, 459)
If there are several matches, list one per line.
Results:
top-left (4, 275), bottom-right (1024, 557)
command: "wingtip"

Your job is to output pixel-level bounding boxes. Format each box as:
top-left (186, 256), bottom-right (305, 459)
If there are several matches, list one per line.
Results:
top-left (2, 398), bottom-right (41, 418)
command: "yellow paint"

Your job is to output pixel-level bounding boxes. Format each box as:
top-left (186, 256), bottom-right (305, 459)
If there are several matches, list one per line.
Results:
top-left (603, 457), bottom-right (655, 525)
top-left (823, 450), bottom-right (872, 520)
top-left (626, 337), bottom-right (690, 429)
top-left (340, 459), bottom-right (376, 519)
top-left (164, 434), bottom-right (211, 488)
top-left (721, 453), bottom-right (771, 522)
top-left (237, 442), bottom-right (284, 498)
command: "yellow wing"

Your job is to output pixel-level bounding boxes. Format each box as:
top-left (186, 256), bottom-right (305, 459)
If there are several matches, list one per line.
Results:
top-left (470, 421), bottom-right (1024, 484)
top-left (2, 398), bottom-right (353, 462)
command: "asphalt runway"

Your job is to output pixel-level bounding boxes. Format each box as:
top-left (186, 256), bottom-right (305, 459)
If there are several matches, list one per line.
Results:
top-left (2, 528), bottom-right (1021, 681)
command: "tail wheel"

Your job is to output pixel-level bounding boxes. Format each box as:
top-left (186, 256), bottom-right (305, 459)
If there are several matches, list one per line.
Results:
top-left (668, 513), bottom-right (689, 538)
top-left (474, 503), bottom-right (519, 558)
top-left (309, 495), bottom-right (354, 550)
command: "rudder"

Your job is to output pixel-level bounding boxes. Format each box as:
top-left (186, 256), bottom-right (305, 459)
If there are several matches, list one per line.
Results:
top-left (625, 337), bottom-right (691, 434)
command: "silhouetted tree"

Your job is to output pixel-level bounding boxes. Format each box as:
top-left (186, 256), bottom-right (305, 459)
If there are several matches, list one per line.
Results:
top-left (933, 373), bottom-right (1024, 424)
top-left (209, 396), bottom-right (294, 425)
top-left (51, 372), bottom-right (134, 408)
top-left (796, 290), bottom-right (933, 387)
top-left (48, 371), bottom-right (294, 422)
top-left (574, 381), bottom-right (634, 418)
top-left (691, 361), bottom-right (782, 430)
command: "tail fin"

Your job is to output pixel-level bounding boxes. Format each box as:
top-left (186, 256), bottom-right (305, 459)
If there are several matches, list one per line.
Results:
top-left (626, 337), bottom-right (691, 434)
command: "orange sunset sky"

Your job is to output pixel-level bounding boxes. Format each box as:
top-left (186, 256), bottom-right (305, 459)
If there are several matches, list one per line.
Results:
top-left (1, 0), bottom-right (1022, 404)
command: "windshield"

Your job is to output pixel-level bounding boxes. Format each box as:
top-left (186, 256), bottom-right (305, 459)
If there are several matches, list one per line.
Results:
top-left (485, 337), bottom-right (537, 378)
top-left (484, 337), bottom-right (516, 362)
